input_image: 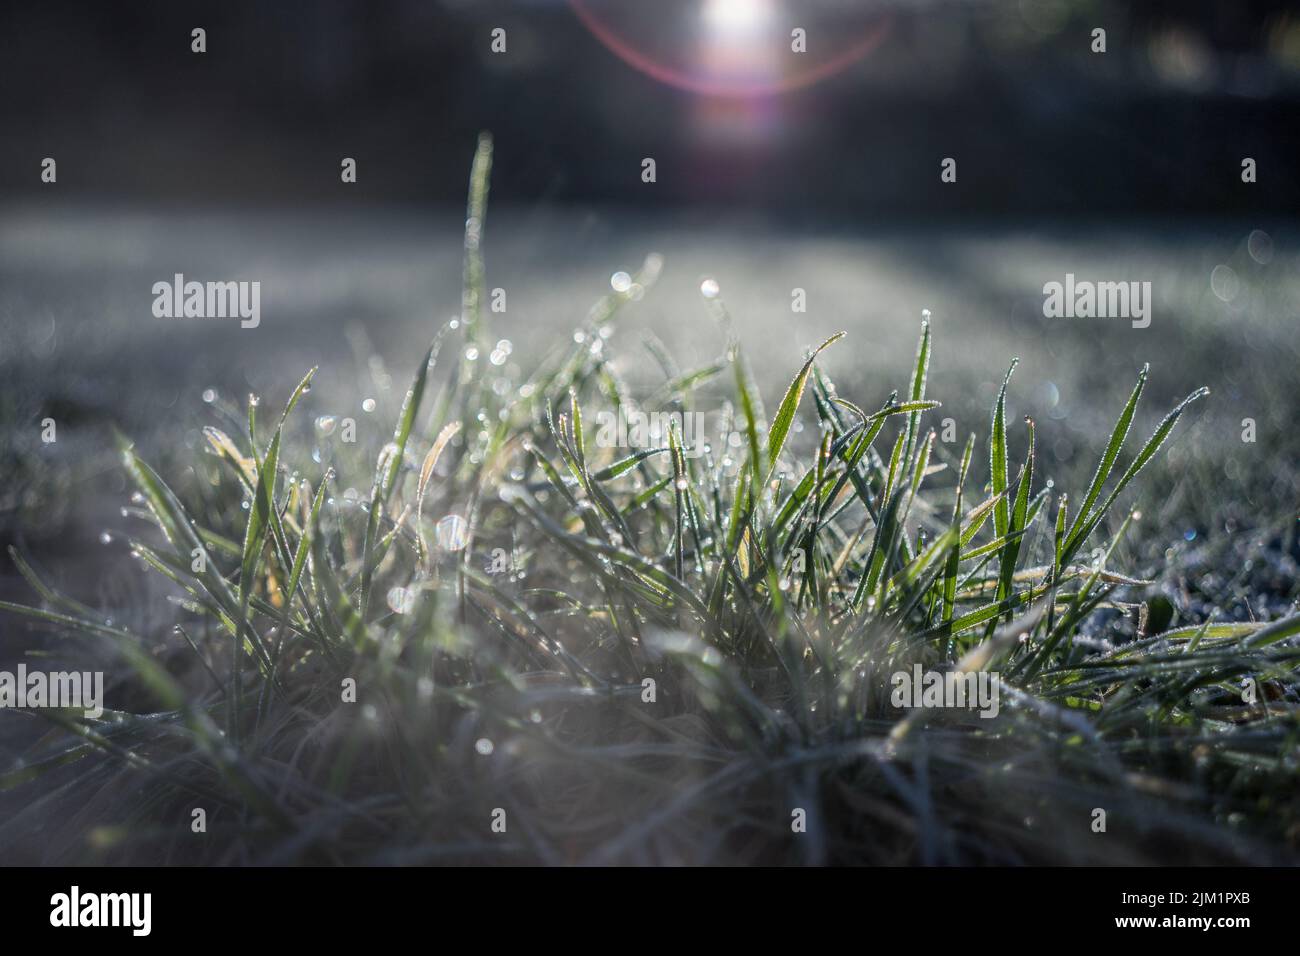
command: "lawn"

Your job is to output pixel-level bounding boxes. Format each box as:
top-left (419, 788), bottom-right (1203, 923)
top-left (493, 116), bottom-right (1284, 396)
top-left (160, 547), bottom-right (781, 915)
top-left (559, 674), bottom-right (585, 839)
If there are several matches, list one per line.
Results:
top-left (1, 137), bottom-right (1298, 865)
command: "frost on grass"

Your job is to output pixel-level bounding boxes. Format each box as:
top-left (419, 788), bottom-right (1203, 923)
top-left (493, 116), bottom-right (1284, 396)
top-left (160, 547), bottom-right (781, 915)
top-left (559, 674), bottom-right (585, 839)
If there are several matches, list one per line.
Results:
top-left (2, 140), bottom-right (1298, 866)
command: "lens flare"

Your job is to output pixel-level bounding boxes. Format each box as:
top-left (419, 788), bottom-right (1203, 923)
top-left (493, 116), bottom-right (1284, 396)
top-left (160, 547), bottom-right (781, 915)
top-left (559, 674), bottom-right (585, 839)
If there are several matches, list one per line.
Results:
top-left (569, 0), bottom-right (892, 98)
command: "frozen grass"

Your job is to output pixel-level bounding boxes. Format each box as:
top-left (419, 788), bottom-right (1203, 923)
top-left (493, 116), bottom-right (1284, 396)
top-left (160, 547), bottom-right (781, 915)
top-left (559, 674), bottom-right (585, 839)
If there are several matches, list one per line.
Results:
top-left (2, 136), bottom-right (1299, 865)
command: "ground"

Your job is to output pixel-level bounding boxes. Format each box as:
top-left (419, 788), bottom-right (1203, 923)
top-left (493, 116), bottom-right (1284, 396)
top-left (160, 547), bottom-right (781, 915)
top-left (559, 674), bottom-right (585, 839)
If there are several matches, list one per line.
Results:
top-left (1, 203), bottom-right (1297, 863)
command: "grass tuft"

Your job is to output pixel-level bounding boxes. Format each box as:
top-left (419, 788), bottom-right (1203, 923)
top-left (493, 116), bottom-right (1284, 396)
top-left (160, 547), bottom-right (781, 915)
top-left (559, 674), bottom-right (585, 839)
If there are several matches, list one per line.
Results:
top-left (2, 139), bottom-right (1297, 865)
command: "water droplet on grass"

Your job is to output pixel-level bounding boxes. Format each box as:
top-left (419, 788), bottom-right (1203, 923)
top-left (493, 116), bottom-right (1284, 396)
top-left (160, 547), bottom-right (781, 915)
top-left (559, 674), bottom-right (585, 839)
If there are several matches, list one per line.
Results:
top-left (436, 514), bottom-right (469, 551)
top-left (386, 586), bottom-right (415, 615)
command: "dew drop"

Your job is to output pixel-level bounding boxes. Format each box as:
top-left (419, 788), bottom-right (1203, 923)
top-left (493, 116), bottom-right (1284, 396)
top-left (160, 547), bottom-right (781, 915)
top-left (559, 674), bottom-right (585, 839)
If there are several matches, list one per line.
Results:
top-left (386, 586), bottom-right (415, 615)
top-left (1210, 264), bottom-right (1240, 302)
top-left (1247, 229), bottom-right (1273, 265)
top-left (436, 514), bottom-right (469, 552)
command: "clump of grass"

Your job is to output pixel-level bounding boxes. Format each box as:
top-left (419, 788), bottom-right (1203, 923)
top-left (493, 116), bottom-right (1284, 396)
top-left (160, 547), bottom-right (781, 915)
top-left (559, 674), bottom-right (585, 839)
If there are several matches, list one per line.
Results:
top-left (3, 135), bottom-right (1299, 865)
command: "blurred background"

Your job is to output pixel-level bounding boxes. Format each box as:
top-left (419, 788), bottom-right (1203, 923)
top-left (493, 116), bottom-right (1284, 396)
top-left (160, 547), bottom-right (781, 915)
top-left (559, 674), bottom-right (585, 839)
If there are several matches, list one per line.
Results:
top-left (1, 0), bottom-right (1297, 618)
top-left (3, 0), bottom-right (1299, 213)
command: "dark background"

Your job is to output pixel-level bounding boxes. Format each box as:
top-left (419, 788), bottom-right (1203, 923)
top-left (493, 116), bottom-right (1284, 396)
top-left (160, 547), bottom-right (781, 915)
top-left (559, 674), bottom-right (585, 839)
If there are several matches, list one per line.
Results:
top-left (2, 0), bottom-right (1298, 218)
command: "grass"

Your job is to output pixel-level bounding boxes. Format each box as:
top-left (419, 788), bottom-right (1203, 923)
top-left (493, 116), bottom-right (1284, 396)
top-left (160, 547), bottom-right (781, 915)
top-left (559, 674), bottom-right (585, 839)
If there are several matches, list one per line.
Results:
top-left (3, 134), bottom-right (1299, 865)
